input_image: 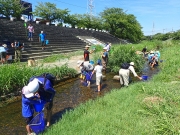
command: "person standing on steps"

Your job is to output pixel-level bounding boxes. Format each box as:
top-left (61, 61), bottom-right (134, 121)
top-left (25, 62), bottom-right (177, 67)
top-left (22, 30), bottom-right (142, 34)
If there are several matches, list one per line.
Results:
top-left (27, 23), bottom-right (34, 41)
top-left (119, 62), bottom-right (142, 87)
top-left (11, 41), bottom-right (24, 62)
top-left (39, 31), bottom-right (46, 50)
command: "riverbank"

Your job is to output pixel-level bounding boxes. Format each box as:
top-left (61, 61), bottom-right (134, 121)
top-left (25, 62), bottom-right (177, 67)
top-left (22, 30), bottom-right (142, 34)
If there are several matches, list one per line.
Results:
top-left (42, 40), bottom-right (180, 135)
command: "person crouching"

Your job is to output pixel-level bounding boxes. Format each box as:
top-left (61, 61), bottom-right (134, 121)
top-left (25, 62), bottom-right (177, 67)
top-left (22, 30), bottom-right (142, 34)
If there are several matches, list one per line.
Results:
top-left (21, 78), bottom-right (40, 135)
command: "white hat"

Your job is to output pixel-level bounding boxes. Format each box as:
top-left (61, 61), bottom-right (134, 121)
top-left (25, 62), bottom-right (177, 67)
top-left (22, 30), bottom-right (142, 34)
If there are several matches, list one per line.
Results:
top-left (22, 78), bottom-right (39, 98)
top-left (103, 47), bottom-right (107, 50)
top-left (85, 45), bottom-right (90, 48)
top-left (150, 51), bottom-right (154, 54)
top-left (77, 60), bottom-right (84, 67)
top-left (2, 44), bottom-right (7, 48)
top-left (41, 31), bottom-right (43, 33)
top-left (130, 62), bottom-right (134, 66)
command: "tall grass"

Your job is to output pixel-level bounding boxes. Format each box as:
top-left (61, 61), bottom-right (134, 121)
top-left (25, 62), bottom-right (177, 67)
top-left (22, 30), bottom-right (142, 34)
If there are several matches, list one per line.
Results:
top-left (0, 63), bottom-right (77, 96)
top-left (42, 40), bottom-right (180, 135)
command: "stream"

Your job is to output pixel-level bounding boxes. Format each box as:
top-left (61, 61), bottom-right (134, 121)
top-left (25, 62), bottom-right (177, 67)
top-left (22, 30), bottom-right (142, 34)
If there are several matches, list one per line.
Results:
top-left (0, 62), bottom-right (159, 135)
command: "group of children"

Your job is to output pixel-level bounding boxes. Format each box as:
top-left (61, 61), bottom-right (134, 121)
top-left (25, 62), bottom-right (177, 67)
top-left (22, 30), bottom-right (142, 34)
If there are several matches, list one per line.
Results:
top-left (79, 44), bottom-right (110, 92)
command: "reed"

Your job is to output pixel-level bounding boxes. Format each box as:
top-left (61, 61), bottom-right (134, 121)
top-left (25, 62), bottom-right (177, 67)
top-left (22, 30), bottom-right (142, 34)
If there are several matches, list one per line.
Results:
top-left (0, 63), bottom-right (77, 96)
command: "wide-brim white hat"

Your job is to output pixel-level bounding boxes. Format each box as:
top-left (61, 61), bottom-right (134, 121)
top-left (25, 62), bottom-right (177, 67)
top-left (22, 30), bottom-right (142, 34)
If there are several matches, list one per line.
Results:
top-left (85, 45), bottom-right (90, 48)
top-left (77, 60), bottom-right (84, 67)
top-left (22, 78), bottom-right (39, 98)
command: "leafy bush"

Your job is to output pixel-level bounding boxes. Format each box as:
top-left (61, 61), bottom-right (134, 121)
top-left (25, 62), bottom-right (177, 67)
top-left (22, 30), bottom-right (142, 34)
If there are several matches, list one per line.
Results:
top-left (108, 45), bottom-right (145, 73)
top-left (90, 45), bottom-right (103, 52)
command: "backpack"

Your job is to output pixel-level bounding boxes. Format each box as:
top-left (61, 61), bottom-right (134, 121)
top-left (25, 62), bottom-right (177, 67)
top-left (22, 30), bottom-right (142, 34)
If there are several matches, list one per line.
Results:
top-left (121, 62), bottom-right (130, 69)
top-left (29, 73), bottom-right (55, 86)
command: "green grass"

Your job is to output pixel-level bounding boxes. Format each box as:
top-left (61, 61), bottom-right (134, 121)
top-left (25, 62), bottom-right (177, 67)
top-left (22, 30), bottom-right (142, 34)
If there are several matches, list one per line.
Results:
top-left (42, 40), bottom-right (180, 135)
top-left (0, 63), bottom-right (77, 96)
top-left (42, 51), bottom-right (83, 63)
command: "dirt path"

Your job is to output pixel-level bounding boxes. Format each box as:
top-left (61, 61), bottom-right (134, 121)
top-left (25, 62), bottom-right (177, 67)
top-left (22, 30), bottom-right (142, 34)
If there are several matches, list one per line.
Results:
top-left (37, 55), bottom-right (84, 73)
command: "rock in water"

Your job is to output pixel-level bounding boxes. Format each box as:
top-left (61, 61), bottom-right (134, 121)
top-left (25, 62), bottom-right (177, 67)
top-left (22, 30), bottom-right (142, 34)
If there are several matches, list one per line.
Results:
top-left (113, 75), bottom-right (120, 80)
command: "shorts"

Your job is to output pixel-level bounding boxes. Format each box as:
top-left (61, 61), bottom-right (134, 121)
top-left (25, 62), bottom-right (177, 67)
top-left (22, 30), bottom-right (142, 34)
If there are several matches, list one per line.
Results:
top-left (24, 115), bottom-right (33, 125)
top-left (41, 41), bottom-right (45, 46)
top-left (0, 52), bottom-right (6, 59)
top-left (46, 100), bottom-right (53, 110)
top-left (96, 76), bottom-right (102, 85)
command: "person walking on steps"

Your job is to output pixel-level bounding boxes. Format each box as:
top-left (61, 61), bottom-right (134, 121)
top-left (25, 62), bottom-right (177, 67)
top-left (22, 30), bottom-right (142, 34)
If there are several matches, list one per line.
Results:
top-left (27, 23), bottom-right (34, 41)
top-left (39, 31), bottom-right (46, 50)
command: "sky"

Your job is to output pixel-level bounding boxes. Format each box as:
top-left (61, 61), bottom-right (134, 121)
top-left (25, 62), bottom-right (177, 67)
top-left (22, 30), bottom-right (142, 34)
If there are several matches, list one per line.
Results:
top-left (27, 0), bottom-right (180, 36)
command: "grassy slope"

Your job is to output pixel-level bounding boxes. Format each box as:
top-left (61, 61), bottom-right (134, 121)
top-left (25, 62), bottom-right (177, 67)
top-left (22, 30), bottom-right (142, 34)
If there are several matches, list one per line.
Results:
top-left (43, 40), bottom-right (180, 135)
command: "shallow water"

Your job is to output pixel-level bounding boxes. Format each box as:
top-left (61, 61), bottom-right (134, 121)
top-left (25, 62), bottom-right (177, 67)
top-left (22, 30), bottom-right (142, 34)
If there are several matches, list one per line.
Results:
top-left (0, 73), bottom-right (120, 135)
top-left (0, 63), bottom-right (159, 135)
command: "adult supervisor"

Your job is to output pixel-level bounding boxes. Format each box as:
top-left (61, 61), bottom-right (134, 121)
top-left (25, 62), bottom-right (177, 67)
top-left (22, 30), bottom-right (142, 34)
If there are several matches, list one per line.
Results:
top-left (119, 62), bottom-right (142, 87)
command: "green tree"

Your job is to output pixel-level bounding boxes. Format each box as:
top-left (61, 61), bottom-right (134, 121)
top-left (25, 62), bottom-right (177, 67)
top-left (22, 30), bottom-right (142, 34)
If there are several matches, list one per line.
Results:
top-left (33, 2), bottom-right (69, 24)
top-left (64, 14), bottom-right (80, 28)
top-left (0, 0), bottom-right (27, 19)
top-left (100, 7), bottom-right (143, 43)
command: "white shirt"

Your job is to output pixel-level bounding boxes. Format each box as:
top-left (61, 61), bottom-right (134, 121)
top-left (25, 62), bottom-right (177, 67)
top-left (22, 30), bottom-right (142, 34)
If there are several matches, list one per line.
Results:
top-left (128, 65), bottom-right (137, 77)
top-left (94, 65), bottom-right (103, 77)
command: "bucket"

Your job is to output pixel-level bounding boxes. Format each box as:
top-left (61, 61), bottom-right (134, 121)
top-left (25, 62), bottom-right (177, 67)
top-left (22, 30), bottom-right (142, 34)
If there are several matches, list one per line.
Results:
top-left (33, 101), bottom-right (45, 112)
top-left (29, 112), bottom-right (45, 134)
top-left (45, 40), bottom-right (49, 45)
top-left (142, 75), bottom-right (148, 81)
top-left (90, 60), bottom-right (94, 65)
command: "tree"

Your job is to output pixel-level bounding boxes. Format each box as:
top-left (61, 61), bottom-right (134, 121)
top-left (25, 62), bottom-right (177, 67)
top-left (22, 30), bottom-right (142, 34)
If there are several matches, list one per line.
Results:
top-left (55, 8), bottom-right (69, 25)
top-left (33, 2), bottom-right (69, 24)
top-left (100, 7), bottom-right (143, 43)
top-left (64, 14), bottom-right (80, 28)
top-left (0, 0), bottom-right (27, 19)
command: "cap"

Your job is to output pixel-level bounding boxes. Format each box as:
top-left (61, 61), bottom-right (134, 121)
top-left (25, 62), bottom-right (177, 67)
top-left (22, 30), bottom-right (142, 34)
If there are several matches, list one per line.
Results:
top-left (77, 60), bottom-right (84, 67)
top-left (41, 31), bottom-right (43, 33)
top-left (130, 62), bottom-right (134, 66)
top-left (103, 47), bottom-right (107, 50)
top-left (22, 78), bottom-right (39, 98)
top-left (97, 59), bottom-right (101, 64)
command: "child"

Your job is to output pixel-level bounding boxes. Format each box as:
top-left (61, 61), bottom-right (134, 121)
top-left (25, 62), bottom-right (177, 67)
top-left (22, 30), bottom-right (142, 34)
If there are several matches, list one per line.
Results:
top-left (22, 78), bottom-right (40, 135)
top-left (91, 59), bottom-right (103, 92)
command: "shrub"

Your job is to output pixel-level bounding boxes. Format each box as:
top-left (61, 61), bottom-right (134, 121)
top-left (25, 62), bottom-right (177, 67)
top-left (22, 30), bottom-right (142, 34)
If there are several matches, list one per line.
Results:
top-left (108, 45), bottom-right (145, 73)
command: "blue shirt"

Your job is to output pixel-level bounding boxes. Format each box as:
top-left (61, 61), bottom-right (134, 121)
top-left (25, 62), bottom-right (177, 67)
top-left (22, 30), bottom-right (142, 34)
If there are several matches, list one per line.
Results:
top-left (36, 77), bottom-right (56, 102)
top-left (22, 95), bottom-right (39, 118)
top-left (39, 33), bottom-right (45, 41)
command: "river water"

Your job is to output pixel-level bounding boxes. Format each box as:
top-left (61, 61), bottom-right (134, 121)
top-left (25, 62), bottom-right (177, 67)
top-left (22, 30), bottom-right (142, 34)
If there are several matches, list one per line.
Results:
top-left (0, 63), bottom-right (159, 135)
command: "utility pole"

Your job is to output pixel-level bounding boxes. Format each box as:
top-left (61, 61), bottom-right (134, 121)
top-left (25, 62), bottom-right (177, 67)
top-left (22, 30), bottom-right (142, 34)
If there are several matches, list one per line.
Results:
top-left (87, 0), bottom-right (95, 19)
